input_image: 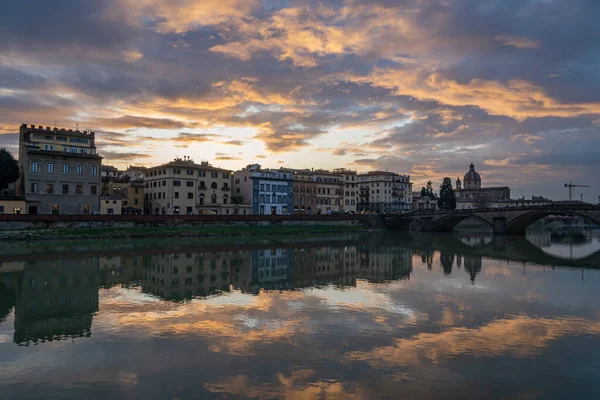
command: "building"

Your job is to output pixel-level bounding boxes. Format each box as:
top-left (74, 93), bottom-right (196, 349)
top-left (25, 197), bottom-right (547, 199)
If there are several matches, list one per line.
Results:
top-left (311, 170), bottom-right (344, 214)
top-left (121, 165), bottom-right (147, 181)
top-left (290, 169), bottom-right (318, 214)
top-left (357, 171), bottom-right (412, 213)
top-left (289, 168), bottom-right (344, 214)
top-left (333, 168), bottom-right (359, 213)
top-left (101, 165), bottom-right (119, 178)
top-left (0, 197), bottom-right (28, 215)
top-left (455, 163), bottom-right (510, 209)
top-left (144, 157), bottom-right (233, 215)
top-left (16, 124), bottom-right (102, 214)
top-left (101, 176), bottom-right (144, 215)
top-left (233, 164), bottom-right (293, 215)
top-left (100, 195), bottom-right (122, 215)
top-left (412, 193), bottom-right (437, 212)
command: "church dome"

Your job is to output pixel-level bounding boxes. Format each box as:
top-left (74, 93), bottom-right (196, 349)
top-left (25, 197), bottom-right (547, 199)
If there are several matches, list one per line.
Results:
top-left (464, 162), bottom-right (481, 181)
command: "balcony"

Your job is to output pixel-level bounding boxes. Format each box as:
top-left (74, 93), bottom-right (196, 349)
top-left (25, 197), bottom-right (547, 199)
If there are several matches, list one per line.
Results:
top-left (221, 186), bottom-right (231, 191)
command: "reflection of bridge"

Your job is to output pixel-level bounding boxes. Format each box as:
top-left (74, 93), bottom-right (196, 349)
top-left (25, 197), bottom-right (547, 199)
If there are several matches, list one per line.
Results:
top-left (384, 205), bottom-right (600, 234)
top-left (403, 232), bottom-right (600, 268)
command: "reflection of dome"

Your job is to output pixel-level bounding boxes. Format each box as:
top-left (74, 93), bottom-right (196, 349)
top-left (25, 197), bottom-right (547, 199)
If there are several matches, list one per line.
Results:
top-left (464, 163), bottom-right (481, 181)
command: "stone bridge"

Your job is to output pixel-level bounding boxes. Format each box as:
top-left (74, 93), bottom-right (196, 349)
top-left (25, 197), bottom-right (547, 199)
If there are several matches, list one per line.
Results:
top-left (384, 204), bottom-right (600, 234)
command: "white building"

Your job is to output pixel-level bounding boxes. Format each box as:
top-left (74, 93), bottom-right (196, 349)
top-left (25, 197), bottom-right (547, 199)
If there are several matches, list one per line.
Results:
top-left (358, 171), bottom-right (412, 213)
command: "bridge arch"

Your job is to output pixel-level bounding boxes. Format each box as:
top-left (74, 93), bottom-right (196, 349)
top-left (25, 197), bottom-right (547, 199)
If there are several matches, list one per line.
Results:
top-left (430, 213), bottom-right (494, 232)
top-left (504, 210), bottom-right (600, 234)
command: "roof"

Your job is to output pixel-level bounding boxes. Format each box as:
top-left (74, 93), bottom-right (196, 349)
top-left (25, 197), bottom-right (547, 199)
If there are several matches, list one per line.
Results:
top-left (149, 159), bottom-right (232, 173)
top-left (101, 196), bottom-right (123, 201)
top-left (464, 163), bottom-right (481, 181)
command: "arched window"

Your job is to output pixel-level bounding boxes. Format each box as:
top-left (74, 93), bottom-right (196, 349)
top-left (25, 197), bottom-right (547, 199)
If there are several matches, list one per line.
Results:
top-left (211, 182), bottom-right (217, 189)
top-left (223, 195), bottom-right (228, 204)
top-left (199, 193), bottom-right (204, 205)
top-left (211, 194), bottom-right (217, 204)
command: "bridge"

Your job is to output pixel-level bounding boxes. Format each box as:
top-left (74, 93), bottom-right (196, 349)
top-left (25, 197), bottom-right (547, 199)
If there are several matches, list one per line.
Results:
top-left (384, 204), bottom-right (600, 234)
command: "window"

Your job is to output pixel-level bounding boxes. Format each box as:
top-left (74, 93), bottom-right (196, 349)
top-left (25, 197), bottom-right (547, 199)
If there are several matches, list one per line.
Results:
top-left (175, 192), bottom-right (179, 199)
top-left (223, 196), bottom-right (228, 204)
top-left (134, 199), bottom-right (139, 205)
top-left (173, 180), bottom-right (181, 186)
top-left (52, 204), bottom-right (60, 214)
top-left (211, 182), bottom-right (217, 189)
top-left (76, 185), bottom-right (83, 195)
top-left (187, 192), bottom-right (193, 199)
top-left (63, 164), bottom-right (69, 174)
top-left (223, 173), bottom-right (229, 178)
top-left (82, 205), bottom-right (90, 214)
top-left (0, 205), bottom-right (4, 214)
top-left (91, 166), bottom-right (97, 176)
top-left (47, 163), bottom-right (54, 173)
top-left (30, 183), bottom-right (38, 193)
top-left (62, 184), bottom-right (69, 194)
top-left (260, 184), bottom-right (265, 191)
top-left (158, 192), bottom-right (162, 199)
top-left (186, 207), bottom-right (193, 214)
top-left (13, 207), bottom-right (21, 215)
top-left (211, 194), bottom-right (217, 204)
top-left (174, 168), bottom-right (181, 174)
top-left (31, 161), bottom-right (39, 172)
top-left (199, 170), bottom-right (206, 177)
top-left (187, 169), bottom-right (194, 175)
top-left (186, 181), bottom-right (194, 187)
top-left (91, 185), bottom-right (97, 195)
top-left (76, 165), bottom-right (83, 175)
top-left (236, 188), bottom-right (240, 194)
top-left (162, 180), bottom-right (166, 186)
top-left (46, 183), bottom-right (54, 194)
top-left (199, 194), bottom-right (204, 205)
top-left (211, 172), bottom-right (218, 178)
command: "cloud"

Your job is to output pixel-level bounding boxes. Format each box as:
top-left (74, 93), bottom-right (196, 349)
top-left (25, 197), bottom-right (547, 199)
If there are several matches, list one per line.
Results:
top-left (87, 116), bottom-right (200, 131)
top-left (100, 150), bottom-right (153, 161)
top-left (222, 140), bottom-right (245, 146)
top-left (495, 35), bottom-right (540, 49)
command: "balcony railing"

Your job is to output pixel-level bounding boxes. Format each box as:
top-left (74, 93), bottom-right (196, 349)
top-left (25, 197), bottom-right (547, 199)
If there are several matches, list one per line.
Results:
top-left (221, 186), bottom-right (230, 191)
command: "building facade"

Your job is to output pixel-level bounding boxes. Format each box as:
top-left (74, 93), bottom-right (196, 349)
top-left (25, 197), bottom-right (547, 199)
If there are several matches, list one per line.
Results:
top-left (333, 168), bottom-right (359, 213)
top-left (100, 196), bottom-right (122, 215)
top-left (233, 164), bottom-right (293, 215)
top-left (101, 177), bottom-right (144, 215)
top-left (357, 171), bottom-right (412, 213)
top-left (17, 124), bottom-right (102, 215)
top-left (144, 158), bottom-right (233, 215)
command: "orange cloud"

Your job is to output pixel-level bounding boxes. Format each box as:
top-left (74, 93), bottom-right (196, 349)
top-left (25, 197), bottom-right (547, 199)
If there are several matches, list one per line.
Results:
top-left (348, 316), bottom-right (600, 368)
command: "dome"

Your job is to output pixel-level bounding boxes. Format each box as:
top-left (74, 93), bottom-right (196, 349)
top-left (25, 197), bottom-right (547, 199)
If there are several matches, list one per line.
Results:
top-left (464, 162), bottom-right (481, 181)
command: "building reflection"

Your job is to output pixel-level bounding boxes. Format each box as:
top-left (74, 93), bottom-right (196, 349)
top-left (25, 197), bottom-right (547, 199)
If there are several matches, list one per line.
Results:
top-left (11, 258), bottom-right (99, 345)
top-left (136, 244), bottom-right (413, 300)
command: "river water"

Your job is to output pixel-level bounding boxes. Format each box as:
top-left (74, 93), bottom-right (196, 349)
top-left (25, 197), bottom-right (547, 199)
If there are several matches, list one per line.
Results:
top-left (1, 231), bottom-right (599, 399)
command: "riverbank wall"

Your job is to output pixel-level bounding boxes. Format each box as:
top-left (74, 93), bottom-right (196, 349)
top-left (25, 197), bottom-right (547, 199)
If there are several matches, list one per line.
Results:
top-left (0, 214), bottom-right (384, 231)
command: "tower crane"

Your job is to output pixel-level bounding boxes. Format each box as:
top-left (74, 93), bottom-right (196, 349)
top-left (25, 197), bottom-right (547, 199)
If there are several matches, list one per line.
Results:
top-left (564, 181), bottom-right (590, 201)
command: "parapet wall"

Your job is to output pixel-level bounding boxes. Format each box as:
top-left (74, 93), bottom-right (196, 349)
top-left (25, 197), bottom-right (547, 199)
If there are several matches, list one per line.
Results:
top-left (0, 214), bottom-right (382, 231)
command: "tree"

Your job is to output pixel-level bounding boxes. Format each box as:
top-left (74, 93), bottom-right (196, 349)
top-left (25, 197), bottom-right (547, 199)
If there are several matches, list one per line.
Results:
top-left (437, 177), bottom-right (457, 210)
top-left (426, 181), bottom-right (435, 200)
top-left (0, 148), bottom-right (19, 192)
top-left (420, 187), bottom-right (427, 197)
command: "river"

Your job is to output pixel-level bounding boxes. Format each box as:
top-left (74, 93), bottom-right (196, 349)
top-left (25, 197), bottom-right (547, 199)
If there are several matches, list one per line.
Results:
top-left (1, 231), bottom-right (599, 399)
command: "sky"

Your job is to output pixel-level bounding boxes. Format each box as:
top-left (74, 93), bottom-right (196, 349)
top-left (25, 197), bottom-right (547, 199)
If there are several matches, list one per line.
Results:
top-left (0, 0), bottom-right (599, 200)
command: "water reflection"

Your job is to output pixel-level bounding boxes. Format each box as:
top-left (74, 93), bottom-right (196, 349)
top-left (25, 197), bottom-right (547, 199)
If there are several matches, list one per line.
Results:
top-left (1, 232), bottom-right (600, 399)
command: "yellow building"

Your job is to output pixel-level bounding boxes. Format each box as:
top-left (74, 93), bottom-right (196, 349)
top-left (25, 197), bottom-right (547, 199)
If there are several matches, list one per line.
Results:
top-left (0, 198), bottom-right (27, 214)
top-left (100, 196), bottom-right (122, 215)
top-left (102, 177), bottom-right (144, 215)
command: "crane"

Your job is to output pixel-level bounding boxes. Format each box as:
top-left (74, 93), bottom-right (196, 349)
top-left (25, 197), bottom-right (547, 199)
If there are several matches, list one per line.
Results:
top-left (564, 181), bottom-right (590, 201)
